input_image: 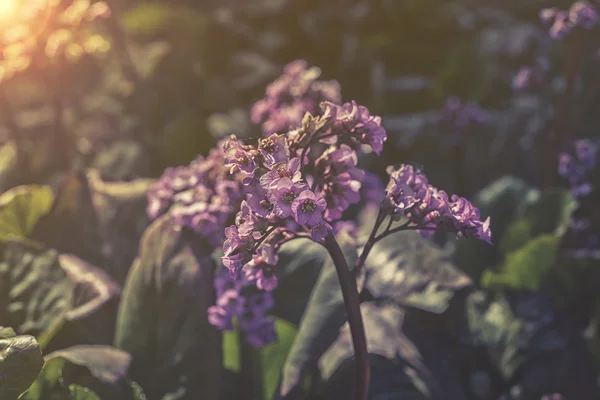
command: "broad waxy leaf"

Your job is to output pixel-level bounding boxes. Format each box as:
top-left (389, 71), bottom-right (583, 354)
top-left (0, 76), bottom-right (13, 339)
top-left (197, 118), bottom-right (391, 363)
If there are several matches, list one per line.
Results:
top-left (0, 240), bottom-right (73, 340)
top-left (465, 290), bottom-right (599, 399)
top-left (222, 318), bottom-right (297, 400)
top-left (280, 236), bottom-right (359, 397)
top-left (320, 302), bottom-right (467, 400)
top-left (68, 385), bottom-right (101, 400)
top-left (0, 330), bottom-right (44, 399)
top-left (482, 235), bottom-right (562, 292)
top-left (451, 176), bottom-right (538, 280)
top-left (0, 238), bottom-right (121, 351)
top-left (22, 345), bottom-right (134, 400)
top-left (114, 215), bottom-right (221, 400)
top-left (365, 231), bottom-right (472, 314)
top-left (0, 185), bottom-right (54, 242)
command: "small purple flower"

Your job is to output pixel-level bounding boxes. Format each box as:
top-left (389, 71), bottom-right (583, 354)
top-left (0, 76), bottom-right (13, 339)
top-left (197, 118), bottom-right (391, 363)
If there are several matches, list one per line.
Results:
top-left (216, 289), bottom-right (246, 315)
top-left (550, 11), bottom-right (572, 39)
top-left (246, 181), bottom-right (276, 218)
top-left (259, 133), bottom-right (291, 168)
top-left (223, 226), bottom-right (253, 256)
top-left (574, 139), bottom-right (597, 170)
top-left (540, 7), bottom-right (559, 24)
top-left (320, 101), bottom-right (388, 154)
top-left (267, 177), bottom-right (308, 218)
top-left (311, 221), bottom-right (332, 241)
top-left (244, 317), bottom-right (277, 348)
top-left (569, 1), bottom-right (598, 29)
top-left (292, 190), bottom-right (327, 227)
top-left (223, 136), bottom-right (256, 175)
top-left (260, 157), bottom-right (302, 190)
top-left (207, 306), bottom-right (234, 331)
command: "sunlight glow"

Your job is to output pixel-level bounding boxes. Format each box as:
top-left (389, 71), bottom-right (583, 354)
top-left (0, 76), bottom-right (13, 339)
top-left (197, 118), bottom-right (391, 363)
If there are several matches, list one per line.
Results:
top-left (0, 0), bottom-right (18, 21)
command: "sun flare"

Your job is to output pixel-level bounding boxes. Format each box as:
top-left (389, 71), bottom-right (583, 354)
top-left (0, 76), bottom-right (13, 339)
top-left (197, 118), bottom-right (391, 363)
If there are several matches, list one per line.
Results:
top-left (0, 0), bottom-right (18, 20)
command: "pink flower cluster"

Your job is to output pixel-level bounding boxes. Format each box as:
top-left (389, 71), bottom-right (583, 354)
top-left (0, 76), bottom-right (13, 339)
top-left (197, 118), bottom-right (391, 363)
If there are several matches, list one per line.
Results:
top-left (384, 164), bottom-right (492, 243)
top-left (251, 60), bottom-right (342, 136)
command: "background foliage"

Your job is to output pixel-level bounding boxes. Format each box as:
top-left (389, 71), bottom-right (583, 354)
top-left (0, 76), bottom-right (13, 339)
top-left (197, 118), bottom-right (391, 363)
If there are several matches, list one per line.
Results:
top-left (0, 0), bottom-right (599, 399)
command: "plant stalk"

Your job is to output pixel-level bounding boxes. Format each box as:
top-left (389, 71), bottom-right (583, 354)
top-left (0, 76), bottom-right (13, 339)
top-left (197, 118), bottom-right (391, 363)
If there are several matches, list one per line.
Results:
top-left (324, 231), bottom-right (369, 400)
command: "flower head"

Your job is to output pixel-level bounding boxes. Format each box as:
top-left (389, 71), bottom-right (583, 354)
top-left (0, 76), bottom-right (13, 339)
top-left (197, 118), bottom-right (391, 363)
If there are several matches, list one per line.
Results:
top-left (292, 190), bottom-right (328, 227)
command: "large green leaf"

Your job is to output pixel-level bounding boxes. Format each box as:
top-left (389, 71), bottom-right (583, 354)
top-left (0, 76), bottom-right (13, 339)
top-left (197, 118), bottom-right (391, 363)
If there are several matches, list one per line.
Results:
top-left (68, 385), bottom-right (100, 400)
top-left (222, 318), bottom-right (297, 400)
top-left (114, 215), bottom-right (222, 400)
top-left (0, 329), bottom-right (44, 399)
top-left (451, 176), bottom-right (539, 280)
top-left (499, 189), bottom-right (577, 253)
top-left (465, 290), bottom-right (599, 399)
top-left (319, 302), bottom-right (467, 400)
top-left (22, 345), bottom-right (134, 400)
top-left (279, 236), bottom-right (359, 397)
top-left (0, 239), bottom-right (121, 351)
top-left (365, 231), bottom-right (472, 314)
top-left (482, 235), bottom-right (563, 292)
top-left (272, 239), bottom-right (330, 325)
top-left (0, 240), bottom-right (73, 340)
top-left (0, 185), bottom-right (54, 242)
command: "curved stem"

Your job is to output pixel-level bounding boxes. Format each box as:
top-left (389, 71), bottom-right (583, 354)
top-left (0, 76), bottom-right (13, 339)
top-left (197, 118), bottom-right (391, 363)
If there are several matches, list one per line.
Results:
top-left (354, 207), bottom-right (385, 276)
top-left (324, 231), bottom-right (369, 400)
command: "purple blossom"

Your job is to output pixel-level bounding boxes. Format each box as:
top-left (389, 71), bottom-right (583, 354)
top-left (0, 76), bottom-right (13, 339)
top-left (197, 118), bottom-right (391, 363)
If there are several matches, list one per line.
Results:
top-left (438, 97), bottom-right (488, 144)
top-left (292, 190), bottom-right (327, 227)
top-left (146, 138), bottom-right (244, 247)
top-left (267, 177), bottom-right (308, 218)
top-left (319, 101), bottom-right (387, 154)
top-left (209, 268), bottom-right (277, 347)
top-left (569, 1), bottom-right (598, 29)
top-left (384, 164), bottom-right (492, 244)
top-left (223, 136), bottom-right (256, 176)
top-left (259, 133), bottom-right (291, 168)
top-left (207, 305), bottom-right (234, 331)
top-left (311, 221), bottom-right (332, 242)
top-left (260, 157), bottom-right (302, 190)
top-left (244, 317), bottom-right (277, 348)
top-left (251, 60), bottom-right (342, 136)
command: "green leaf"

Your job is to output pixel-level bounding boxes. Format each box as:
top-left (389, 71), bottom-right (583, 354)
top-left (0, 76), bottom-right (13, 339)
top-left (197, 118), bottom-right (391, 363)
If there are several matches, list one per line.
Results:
top-left (0, 239), bottom-right (121, 351)
top-left (320, 302), bottom-right (467, 399)
top-left (0, 185), bottom-right (54, 242)
top-left (365, 231), bottom-right (472, 314)
top-left (280, 236), bottom-right (358, 397)
top-left (119, 3), bottom-right (207, 37)
top-left (272, 239), bottom-right (329, 325)
top-left (22, 345), bottom-right (134, 400)
top-left (0, 332), bottom-right (44, 399)
top-left (465, 290), bottom-right (599, 398)
top-left (499, 188), bottom-right (577, 252)
top-left (68, 385), bottom-right (100, 400)
top-left (451, 176), bottom-right (538, 280)
top-left (482, 235), bottom-right (561, 292)
top-left (0, 240), bottom-right (73, 340)
top-left (114, 215), bottom-right (222, 400)
top-left (260, 319), bottom-right (297, 400)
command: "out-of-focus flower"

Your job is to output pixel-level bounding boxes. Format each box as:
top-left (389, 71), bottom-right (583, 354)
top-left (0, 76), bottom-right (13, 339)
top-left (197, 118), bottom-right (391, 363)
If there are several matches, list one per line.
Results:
top-left (437, 97), bottom-right (489, 144)
top-left (251, 59), bottom-right (342, 135)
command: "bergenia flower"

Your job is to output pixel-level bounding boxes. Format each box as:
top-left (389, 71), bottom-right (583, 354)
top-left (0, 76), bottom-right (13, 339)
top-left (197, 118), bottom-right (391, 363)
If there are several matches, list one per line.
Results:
top-left (251, 59), bottom-right (342, 136)
top-left (384, 164), bottom-right (492, 244)
top-left (292, 190), bottom-right (328, 226)
top-left (268, 177), bottom-right (308, 218)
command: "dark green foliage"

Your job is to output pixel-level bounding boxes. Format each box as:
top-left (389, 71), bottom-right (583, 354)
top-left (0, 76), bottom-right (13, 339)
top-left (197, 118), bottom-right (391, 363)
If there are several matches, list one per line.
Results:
top-left (21, 345), bottom-right (141, 400)
top-left (0, 329), bottom-right (44, 399)
top-left (114, 215), bottom-right (221, 400)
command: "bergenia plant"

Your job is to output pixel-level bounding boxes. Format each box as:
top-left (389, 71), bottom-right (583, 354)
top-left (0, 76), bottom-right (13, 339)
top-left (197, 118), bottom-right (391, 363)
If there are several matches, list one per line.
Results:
top-left (207, 60), bottom-right (492, 400)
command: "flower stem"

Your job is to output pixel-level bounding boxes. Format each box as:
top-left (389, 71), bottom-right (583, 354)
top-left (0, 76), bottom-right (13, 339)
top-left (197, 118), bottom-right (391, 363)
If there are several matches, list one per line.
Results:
top-left (324, 231), bottom-right (369, 400)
